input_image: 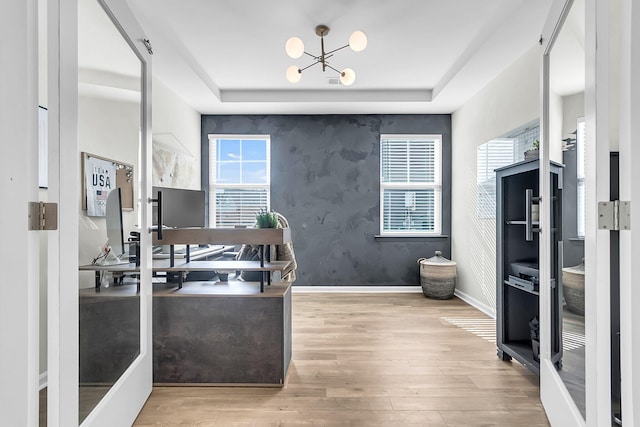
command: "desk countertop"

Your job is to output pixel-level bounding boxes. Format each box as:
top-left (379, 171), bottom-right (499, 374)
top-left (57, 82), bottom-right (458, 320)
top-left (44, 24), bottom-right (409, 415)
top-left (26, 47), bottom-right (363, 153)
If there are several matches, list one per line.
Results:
top-left (80, 280), bottom-right (291, 298)
top-left (79, 259), bottom-right (290, 273)
top-left (152, 245), bottom-right (233, 260)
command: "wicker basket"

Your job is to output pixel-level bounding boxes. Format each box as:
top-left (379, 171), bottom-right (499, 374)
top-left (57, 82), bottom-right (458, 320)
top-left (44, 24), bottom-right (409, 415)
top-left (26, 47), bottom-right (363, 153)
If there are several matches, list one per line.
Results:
top-left (418, 251), bottom-right (457, 299)
top-left (562, 261), bottom-right (584, 316)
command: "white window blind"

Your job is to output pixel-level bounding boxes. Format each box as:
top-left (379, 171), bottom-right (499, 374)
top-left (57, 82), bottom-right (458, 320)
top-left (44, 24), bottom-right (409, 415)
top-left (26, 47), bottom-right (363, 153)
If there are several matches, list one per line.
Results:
top-left (380, 135), bottom-right (442, 235)
top-left (476, 123), bottom-right (539, 219)
top-left (209, 135), bottom-right (270, 228)
top-left (576, 118), bottom-right (586, 238)
top-left (477, 138), bottom-right (517, 218)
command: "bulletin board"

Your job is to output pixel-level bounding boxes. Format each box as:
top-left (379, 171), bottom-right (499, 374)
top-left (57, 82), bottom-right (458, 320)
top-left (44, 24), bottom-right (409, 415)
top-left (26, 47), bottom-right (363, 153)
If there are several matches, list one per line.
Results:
top-left (82, 152), bottom-right (134, 216)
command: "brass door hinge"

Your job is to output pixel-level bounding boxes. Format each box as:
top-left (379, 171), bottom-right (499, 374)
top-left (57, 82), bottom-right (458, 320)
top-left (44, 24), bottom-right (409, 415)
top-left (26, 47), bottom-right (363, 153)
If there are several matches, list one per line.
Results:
top-left (28, 202), bottom-right (58, 230)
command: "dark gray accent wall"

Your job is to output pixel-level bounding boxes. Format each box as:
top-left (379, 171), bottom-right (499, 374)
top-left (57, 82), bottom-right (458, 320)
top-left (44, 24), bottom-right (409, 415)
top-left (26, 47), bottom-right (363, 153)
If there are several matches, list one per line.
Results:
top-left (201, 115), bottom-right (452, 286)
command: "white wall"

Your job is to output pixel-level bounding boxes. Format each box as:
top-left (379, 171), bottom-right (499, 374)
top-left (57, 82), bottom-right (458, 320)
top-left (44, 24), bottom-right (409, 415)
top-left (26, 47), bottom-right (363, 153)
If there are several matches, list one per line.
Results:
top-left (152, 78), bottom-right (201, 189)
top-left (563, 92), bottom-right (585, 138)
top-left (451, 45), bottom-right (541, 314)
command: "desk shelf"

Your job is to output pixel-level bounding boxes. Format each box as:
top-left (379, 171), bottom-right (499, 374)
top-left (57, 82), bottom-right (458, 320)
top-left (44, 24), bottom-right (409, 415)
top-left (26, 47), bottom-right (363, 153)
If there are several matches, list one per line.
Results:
top-left (153, 260), bottom-right (290, 272)
top-left (81, 226), bottom-right (293, 293)
top-left (153, 227), bottom-right (291, 246)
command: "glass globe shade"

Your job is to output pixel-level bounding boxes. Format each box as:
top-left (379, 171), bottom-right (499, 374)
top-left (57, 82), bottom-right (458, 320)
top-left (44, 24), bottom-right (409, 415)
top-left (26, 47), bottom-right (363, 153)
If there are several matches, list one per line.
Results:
top-left (286, 65), bottom-right (302, 83)
top-left (285, 37), bottom-right (304, 59)
top-left (348, 31), bottom-right (368, 52)
top-left (340, 68), bottom-right (356, 86)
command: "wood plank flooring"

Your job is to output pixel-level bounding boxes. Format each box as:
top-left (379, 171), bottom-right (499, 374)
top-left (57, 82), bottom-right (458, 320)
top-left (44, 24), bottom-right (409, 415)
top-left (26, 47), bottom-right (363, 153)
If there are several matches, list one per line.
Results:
top-left (133, 293), bottom-right (549, 426)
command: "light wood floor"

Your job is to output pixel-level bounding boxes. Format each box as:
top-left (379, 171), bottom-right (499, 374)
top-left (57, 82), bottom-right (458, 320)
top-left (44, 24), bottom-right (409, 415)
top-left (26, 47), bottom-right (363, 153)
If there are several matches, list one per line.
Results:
top-left (133, 293), bottom-right (549, 426)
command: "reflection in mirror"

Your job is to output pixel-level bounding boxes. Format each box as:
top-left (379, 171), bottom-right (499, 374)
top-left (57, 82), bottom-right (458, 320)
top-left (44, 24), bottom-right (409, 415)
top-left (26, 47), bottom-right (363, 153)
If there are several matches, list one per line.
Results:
top-left (77, 0), bottom-right (142, 422)
top-left (476, 121), bottom-right (539, 219)
top-left (549, 0), bottom-right (586, 419)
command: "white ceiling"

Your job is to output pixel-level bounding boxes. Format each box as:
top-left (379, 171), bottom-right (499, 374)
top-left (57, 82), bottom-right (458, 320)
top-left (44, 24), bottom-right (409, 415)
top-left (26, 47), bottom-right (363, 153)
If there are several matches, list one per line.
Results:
top-left (124, 0), bottom-right (555, 115)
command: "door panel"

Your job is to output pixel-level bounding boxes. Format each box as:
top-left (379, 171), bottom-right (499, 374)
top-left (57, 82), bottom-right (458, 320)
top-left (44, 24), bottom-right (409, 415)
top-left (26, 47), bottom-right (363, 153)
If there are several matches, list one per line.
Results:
top-left (47, 0), bottom-right (153, 425)
top-left (540, 0), bottom-right (613, 426)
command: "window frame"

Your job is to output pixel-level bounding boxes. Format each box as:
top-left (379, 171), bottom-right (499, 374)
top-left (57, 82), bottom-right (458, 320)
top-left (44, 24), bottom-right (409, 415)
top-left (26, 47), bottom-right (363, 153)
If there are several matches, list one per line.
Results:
top-left (476, 138), bottom-right (518, 219)
top-left (576, 118), bottom-right (586, 238)
top-left (208, 134), bottom-right (271, 228)
top-left (379, 134), bottom-right (443, 236)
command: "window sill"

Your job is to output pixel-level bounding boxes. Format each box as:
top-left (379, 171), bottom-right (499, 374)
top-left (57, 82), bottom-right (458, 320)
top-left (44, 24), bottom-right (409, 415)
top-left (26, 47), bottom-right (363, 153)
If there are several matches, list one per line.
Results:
top-left (374, 234), bottom-right (449, 241)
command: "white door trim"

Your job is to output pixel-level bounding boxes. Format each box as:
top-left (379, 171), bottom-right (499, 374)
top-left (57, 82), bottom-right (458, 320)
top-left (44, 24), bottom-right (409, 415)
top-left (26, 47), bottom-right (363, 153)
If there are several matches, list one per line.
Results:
top-left (47, 0), bottom-right (79, 425)
top-left (584, 0), bottom-right (612, 425)
top-left (0, 1), bottom-right (40, 425)
top-left (619, 0), bottom-right (639, 424)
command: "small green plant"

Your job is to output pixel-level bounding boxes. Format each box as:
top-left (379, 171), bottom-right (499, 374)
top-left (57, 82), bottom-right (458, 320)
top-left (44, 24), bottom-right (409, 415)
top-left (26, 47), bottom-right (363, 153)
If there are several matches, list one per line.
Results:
top-left (255, 208), bottom-right (279, 228)
top-left (532, 139), bottom-right (540, 150)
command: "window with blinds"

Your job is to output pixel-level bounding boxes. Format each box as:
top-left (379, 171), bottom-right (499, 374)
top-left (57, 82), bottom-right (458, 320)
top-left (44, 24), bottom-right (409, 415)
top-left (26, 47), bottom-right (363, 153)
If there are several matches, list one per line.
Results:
top-left (208, 135), bottom-right (270, 228)
top-left (380, 135), bottom-right (442, 235)
top-left (576, 118), bottom-right (586, 238)
top-left (476, 138), bottom-right (518, 218)
top-left (476, 123), bottom-right (539, 219)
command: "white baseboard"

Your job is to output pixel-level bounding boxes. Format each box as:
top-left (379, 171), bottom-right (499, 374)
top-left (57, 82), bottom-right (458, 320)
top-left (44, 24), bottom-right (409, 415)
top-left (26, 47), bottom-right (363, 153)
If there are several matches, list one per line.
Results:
top-left (453, 289), bottom-right (496, 318)
top-left (39, 371), bottom-right (47, 390)
top-left (292, 285), bottom-right (422, 294)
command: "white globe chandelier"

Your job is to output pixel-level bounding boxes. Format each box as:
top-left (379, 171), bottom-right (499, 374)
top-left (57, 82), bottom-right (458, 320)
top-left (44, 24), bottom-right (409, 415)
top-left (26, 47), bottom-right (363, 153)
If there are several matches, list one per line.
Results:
top-left (285, 25), bottom-right (367, 86)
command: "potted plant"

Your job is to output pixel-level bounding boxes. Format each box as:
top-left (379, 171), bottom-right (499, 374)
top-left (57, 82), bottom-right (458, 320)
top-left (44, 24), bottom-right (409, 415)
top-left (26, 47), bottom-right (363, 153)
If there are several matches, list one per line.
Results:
top-left (524, 139), bottom-right (540, 160)
top-left (255, 208), bottom-right (279, 228)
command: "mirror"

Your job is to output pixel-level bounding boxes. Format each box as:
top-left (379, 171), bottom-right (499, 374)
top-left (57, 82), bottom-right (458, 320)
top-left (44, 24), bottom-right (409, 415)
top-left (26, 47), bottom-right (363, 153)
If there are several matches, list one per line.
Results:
top-left (77, 0), bottom-right (142, 422)
top-left (549, 0), bottom-right (586, 418)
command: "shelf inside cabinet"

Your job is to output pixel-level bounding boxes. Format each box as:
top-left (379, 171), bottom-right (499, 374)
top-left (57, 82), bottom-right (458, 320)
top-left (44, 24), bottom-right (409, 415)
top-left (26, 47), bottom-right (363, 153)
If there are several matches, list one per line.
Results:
top-left (502, 340), bottom-right (540, 375)
top-left (504, 280), bottom-right (539, 296)
top-left (506, 220), bottom-right (540, 226)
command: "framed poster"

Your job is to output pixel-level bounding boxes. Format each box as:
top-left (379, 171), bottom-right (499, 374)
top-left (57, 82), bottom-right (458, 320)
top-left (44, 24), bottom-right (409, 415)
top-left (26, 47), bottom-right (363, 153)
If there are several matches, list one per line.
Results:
top-left (82, 152), bottom-right (134, 216)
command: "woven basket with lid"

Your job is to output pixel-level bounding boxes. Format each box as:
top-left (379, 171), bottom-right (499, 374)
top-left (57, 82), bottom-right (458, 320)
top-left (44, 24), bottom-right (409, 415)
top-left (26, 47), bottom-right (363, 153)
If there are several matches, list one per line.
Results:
top-left (562, 259), bottom-right (584, 316)
top-left (417, 251), bottom-right (457, 299)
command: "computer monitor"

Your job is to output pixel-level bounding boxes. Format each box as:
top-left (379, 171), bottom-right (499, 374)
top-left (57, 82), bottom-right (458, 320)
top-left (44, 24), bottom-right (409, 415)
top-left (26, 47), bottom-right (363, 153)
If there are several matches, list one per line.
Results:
top-left (105, 188), bottom-right (125, 258)
top-left (152, 186), bottom-right (205, 228)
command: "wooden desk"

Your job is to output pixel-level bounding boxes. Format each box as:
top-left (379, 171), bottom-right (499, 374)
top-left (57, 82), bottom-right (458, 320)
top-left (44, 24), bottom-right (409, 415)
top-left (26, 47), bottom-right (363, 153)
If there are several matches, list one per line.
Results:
top-left (79, 280), bottom-right (292, 386)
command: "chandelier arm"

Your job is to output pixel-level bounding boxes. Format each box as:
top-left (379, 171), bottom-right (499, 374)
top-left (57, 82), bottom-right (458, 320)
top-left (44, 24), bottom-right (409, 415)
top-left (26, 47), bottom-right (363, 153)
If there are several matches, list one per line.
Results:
top-left (303, 51), bottom-right (317, 59)
top-left (299, 60), bottom-right (322, 73)
top-left (324, 44), bottom-right (349, 56)
top-left (324, 63), bottom-right (344, 75)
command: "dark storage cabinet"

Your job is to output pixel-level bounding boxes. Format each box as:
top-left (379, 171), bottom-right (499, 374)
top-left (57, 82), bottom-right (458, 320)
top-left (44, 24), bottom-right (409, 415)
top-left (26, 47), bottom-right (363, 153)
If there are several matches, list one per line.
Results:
top-left (496, 159), bottom-right (563, 375)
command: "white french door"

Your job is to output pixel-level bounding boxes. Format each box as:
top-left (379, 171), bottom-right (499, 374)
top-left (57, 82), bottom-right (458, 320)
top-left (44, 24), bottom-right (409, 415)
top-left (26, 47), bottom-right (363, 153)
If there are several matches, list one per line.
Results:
top-left (619, 0), bottom-right (640, 425)
top-left (540, 0), bottom-right (640, 427)
top-left (48, 0), bottom-right (153, 426)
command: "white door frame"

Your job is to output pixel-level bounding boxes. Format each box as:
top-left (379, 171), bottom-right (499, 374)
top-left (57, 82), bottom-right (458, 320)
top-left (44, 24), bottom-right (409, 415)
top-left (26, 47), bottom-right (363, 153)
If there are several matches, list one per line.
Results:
top-left (47, 0), bottom-right (153, 425)
top-left (583, 0), bottom-right (612, 424)
top-left (46, 0), bottom-right (78, 425)
top-left (540, 0), bottom-right (612, 426)
top-left (619, 0), bottom-right (639, 424)
top-left (0, 0), bottom-right (40, 425)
